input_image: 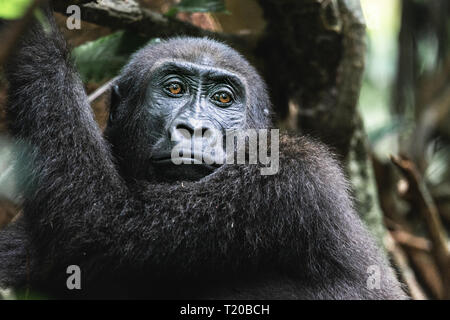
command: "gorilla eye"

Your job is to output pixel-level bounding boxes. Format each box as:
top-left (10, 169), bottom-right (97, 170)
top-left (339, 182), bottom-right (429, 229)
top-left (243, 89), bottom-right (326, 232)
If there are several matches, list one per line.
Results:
top-left (212, 91), bottom-right (232, 105)
top-left (165, 82), bottom-right (184, 96)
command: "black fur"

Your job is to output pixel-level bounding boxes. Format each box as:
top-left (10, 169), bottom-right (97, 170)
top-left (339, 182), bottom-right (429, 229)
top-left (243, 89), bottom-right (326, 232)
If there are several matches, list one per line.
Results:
top-left (0, 7), bottom-right (407, 299)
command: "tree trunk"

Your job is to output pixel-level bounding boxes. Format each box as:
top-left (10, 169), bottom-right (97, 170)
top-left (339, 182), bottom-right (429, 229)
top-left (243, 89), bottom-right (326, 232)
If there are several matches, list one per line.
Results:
top-left (254, 0), bottom-right (385, 242)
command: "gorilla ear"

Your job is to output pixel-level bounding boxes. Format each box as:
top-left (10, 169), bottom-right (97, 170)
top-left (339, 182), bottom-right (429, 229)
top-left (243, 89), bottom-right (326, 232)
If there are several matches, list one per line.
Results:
top-left (109, 84), bottom-right (121, 123)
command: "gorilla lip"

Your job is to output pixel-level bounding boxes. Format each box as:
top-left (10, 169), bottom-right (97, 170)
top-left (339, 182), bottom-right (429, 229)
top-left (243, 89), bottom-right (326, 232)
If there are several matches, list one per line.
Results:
top-left (151, 151), bottom-right (221, 166)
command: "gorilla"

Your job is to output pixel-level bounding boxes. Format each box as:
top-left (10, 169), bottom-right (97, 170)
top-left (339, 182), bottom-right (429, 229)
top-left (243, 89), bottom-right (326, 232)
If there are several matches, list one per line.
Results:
top-left (0, 5), bottom-right (407, 299)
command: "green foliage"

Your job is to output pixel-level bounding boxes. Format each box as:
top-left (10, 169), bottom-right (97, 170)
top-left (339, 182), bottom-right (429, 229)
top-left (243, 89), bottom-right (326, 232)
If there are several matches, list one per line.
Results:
top-left (366, 117), bottom-right (406, 144)
top-left (166, 0), bottom-right (227, 17)
top-left (72, 31), bottom-right (156, 82)
top-left (0, 0), bottom-right (32, 19)
top-left (426, 143), bottom-right (450, 186)
top-left (358, 1), bottom-right (402, 160)
top-left (34, 8), bottom-right (51, 34)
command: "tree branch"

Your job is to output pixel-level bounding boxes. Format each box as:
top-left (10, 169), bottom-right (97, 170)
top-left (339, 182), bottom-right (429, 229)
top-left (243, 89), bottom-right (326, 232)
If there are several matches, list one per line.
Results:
top-left (385, 232), bottom-right (427, 300)
top-left (88, 76), bottom-right (118, 103)
top-left (52, 0), bottom-right (242, 45)
top-left (391, 155), bottom-right (450, 299)
top-left (390, 229), bottom-right (432, 252)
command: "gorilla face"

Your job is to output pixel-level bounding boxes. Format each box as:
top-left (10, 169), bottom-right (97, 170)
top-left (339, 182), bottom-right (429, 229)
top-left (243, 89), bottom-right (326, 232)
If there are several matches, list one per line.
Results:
top-left (144, 60), bottom-right (247, 180)
top-left (105, 38), bottom-right (271, 182)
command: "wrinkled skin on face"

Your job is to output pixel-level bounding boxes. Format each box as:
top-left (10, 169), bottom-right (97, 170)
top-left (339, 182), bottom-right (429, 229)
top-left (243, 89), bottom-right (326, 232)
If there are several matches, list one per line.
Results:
top-left (105, 38), bottom-right (271, 182)
top-left (145, 60), bottom-right (246, 180)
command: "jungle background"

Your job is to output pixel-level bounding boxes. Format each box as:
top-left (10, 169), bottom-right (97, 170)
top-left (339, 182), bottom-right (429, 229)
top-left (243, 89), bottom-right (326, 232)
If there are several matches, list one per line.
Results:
top-left (0, 0), bottom-right (449, 300)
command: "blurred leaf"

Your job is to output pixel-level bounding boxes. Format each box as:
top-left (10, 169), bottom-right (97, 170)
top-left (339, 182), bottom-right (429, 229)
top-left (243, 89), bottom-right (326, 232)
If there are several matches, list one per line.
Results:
top-left (426, 142), bottom-right (450, 186)
top-left (367, 117), bottom-right (405, 144)
top-left (72, 31), bottom-right (153, 82)
top-left (164, 7), bottom-right (179, 18)
top-left (173, 0), bottom-right (227, 13)
top-left (0, 0), bottom-right (32, 19)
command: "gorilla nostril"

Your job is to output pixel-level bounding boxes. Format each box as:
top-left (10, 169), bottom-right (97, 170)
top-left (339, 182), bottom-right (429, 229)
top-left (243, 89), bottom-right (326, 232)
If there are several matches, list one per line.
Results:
top-left (176, 123), bottom-right (194, 133)
top-left (171, 123), bottom-right (195, 141)
top-left (176, 123), bottom-right (194, 135)
top-left (171, 122), bottom-right (213, 140)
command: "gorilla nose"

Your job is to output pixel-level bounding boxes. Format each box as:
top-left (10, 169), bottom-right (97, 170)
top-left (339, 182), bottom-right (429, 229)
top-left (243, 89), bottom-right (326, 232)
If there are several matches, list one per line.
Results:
top-left (177, 123), bottom-right (209, 137)
top-left (169, 121), bottom-right (212, 142)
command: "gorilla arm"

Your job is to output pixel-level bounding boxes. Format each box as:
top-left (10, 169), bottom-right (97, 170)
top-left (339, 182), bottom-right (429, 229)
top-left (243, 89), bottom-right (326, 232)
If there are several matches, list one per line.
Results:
top-left (1, 6), bottom-right (126, 287)
top-left (119, 137), bottom-right (407, 299)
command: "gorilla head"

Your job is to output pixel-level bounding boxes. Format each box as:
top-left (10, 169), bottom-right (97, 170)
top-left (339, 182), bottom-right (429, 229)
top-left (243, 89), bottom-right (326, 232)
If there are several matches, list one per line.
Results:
top-left (105, 38), bottom-right (272, 181)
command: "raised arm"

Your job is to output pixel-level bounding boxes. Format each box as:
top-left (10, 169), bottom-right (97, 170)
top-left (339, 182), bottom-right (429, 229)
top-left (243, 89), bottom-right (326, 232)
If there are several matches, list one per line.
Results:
top-left (5, 6), bottom-right (126, 223)
top-left (2, 5), bottom-right (130, 288)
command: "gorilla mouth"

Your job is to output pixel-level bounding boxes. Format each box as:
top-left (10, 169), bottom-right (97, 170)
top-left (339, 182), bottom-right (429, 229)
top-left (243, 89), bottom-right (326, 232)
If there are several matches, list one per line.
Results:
top-left (151, 151), bottom-right (222, 166)
top-left (150, 150), bottom-right (221, 181)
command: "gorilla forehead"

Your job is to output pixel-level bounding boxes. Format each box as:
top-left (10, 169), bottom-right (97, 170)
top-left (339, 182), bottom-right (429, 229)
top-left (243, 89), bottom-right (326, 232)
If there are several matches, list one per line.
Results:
top-left (143, 37), bottom-right (250, 72)
top-left (122, 37), bottom-right (257, 86)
